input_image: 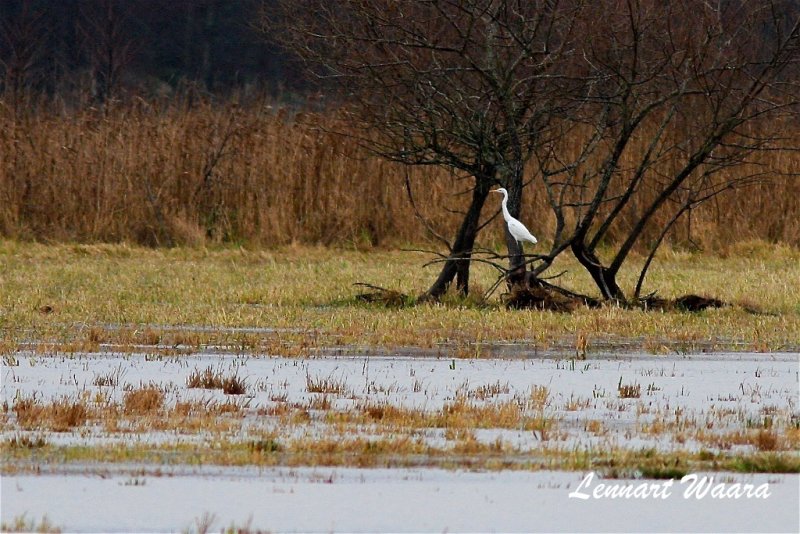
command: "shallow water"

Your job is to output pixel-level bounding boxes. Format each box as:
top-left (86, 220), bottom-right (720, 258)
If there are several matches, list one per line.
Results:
top-left (3, 351), bottom-right (798, 532)
top-left (3, 351), bottom-right (797, 452)
top-left (2, 466), bottom-right (798, 532)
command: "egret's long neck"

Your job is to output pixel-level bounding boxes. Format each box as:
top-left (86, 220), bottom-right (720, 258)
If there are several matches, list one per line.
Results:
top-left (500, 192), bottom-right (512, 221)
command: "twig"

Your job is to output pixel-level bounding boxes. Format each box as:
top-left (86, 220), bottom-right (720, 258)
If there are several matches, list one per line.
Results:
top-left (403, 168), bottom-right (452, 250)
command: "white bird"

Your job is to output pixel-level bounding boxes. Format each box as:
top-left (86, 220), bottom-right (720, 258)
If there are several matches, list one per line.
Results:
top-left (492, 187), bottom-right (538, 246)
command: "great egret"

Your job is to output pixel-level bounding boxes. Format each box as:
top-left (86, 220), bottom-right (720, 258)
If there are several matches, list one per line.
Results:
top-left (492, 187), bottom-right (538, 246)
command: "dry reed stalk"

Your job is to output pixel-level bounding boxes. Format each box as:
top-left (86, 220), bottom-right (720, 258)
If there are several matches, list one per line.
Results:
top-left (0, 97), bottom-right (797, 249)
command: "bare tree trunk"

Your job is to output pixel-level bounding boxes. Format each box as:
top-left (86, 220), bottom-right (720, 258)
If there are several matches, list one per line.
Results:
top-left (503, 181), bottom-right (525, 270)
top-left (79, 0), bottom-right (134, 105)
top-left (0, 3), bottom-right (46, 115)
top-left (424, 178), bottom-right (491, 299)
top-left (571, 241), bottom-right (624, 301)
top-left (501, 167), bottom-right (527, 287)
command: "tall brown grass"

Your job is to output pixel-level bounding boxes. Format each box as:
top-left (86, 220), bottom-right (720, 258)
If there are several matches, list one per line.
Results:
top-left (1, 96), bottom-right (797, 249)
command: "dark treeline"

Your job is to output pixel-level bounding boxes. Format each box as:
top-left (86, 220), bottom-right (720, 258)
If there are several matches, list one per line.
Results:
top-left (0, 0), bottom-right (302, 103)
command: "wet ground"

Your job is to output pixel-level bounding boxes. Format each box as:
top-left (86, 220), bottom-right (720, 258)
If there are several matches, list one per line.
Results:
top-left (2, 349), bottom-right (798, 532)
top-left (3, 466), bottom-right (798, 532)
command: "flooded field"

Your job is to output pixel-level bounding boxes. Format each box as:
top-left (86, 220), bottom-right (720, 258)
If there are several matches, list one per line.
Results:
top-left (3, 466), bottom-right (798, 532)
top-left (2, 349), bottom-right (798, 531)
top-left (3, 350), bottom-right (798, 455)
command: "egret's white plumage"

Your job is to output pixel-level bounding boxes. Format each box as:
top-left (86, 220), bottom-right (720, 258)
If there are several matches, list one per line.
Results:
top-left (492, 187), bottom-right (538, 246)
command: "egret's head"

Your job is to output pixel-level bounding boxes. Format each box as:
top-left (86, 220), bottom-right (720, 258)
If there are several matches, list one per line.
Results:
top-left (492, 187), bottom-right (508, 195)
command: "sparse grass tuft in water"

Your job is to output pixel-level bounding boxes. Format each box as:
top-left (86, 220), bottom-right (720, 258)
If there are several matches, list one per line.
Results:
top-left (618, 378), bottom-right (642, 399)
top-left (221, 375), bottom-right (247, 395)
top-left (249, 438), bottom-right (282, 454)
top-left (12, 395), bottom-right (88, 432)
top-left (637, 465), bottom-right (688, 480)
top-left (1, 514), bottom-right (61, 534)
top-left (187, 366), bottom-right (247, 395)
top-left (306, 373), bottom-right (351, 396)
top-left (123, 386), bottom-right (164, 415)
top-left (92, 364), bottom-right (126, 388)
top-left (6, 434), bottom-right (48, 449)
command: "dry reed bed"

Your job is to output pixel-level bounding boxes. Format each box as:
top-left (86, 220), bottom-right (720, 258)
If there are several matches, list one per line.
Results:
top-left (1, 98), bottom-right (798, 248)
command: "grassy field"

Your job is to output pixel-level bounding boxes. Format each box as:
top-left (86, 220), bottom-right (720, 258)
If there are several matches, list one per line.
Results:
top-left (1, 239), bottom-right (798, 355)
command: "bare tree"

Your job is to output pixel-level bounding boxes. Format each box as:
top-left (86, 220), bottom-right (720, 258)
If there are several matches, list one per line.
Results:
top-left (265, 0), bottom-right (585, 298)
top-left (533, 0), bottom-right (800, 301)
top-left (79, 0), bottom-right (136, 104)
top-left (267, 0), bottom-right (799, 304)
top-left (0, 0), bottom-right (46, 111)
